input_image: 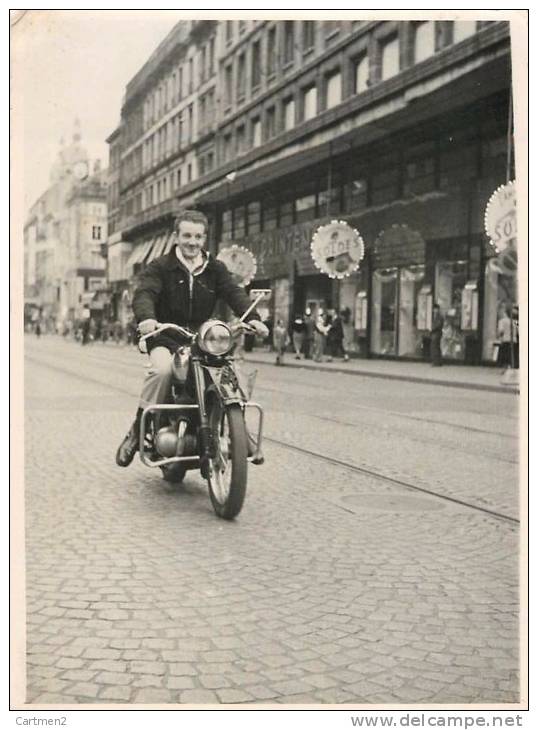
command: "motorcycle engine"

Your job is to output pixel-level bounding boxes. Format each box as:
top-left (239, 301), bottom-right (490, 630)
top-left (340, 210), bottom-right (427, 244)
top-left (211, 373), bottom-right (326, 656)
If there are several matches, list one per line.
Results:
top-left (155, 420), bottom-right (196, 458)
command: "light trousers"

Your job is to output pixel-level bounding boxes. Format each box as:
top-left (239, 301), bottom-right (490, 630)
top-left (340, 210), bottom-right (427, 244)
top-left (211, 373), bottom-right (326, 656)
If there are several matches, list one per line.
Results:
top-left (139, 346), bottom-right (174, 408)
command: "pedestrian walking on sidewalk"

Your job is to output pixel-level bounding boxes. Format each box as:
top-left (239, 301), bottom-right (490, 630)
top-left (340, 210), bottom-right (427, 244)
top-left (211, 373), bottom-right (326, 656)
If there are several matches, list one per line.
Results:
top-left (303, 309), bottom-right (315, 359)
top-left (430, 304), bottom-right (444, 367)
top-left (291, 314), bottom-right (306, 359)
top-left (326, 309), bottom-right (349, 362)
top-left (313, 310), bottom-right (330, 363)
top-left (273, 319), bottom-right (289, 365)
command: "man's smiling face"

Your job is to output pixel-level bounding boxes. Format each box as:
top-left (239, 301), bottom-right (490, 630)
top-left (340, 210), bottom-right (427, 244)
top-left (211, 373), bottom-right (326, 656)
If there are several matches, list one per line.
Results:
top-left (177, 220), bottom-right (206, 260)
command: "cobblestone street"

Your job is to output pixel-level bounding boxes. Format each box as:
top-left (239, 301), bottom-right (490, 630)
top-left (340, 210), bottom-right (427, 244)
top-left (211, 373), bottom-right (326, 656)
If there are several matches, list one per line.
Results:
top-left (22, 337), bottom-right (521, 706)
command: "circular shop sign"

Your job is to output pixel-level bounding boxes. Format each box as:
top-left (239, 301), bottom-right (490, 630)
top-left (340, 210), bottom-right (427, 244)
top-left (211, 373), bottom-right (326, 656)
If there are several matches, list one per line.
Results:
top-left (217, 244), bottom-right (257, 287)
top-left (484, 181), bottom-right (517, 253)
top-left (311, 220), bottom-right (365, 279)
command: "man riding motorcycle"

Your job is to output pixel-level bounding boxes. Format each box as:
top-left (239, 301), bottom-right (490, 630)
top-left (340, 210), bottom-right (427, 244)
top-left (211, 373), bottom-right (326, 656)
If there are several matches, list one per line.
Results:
top-left (116, 209), bottom-right (268, 467)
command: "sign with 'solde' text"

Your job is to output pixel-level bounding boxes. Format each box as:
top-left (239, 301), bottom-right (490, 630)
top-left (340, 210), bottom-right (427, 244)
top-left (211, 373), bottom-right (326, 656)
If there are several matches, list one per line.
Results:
top-left (217, 244), bottom-right (257, 287)
top-left (485, 181), bottom-right (517, 253)
top-left (311, 220), bottom-right (365, 279)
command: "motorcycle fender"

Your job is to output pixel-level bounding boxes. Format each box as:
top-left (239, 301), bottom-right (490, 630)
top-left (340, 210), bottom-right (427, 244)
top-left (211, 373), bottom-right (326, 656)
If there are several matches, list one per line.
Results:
top-left (205, 382), bottom-right (244, 408)
top-left (204, 368), bottom-right (244, 402)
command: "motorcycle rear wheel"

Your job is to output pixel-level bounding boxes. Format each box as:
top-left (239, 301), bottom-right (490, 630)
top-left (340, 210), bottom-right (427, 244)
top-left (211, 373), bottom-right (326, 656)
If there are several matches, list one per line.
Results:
top-left (207, 404), bottom-right (248, 519)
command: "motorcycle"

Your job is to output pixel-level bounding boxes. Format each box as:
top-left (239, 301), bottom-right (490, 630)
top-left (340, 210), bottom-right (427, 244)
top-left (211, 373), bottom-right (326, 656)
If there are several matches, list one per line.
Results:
top-left (137, 303), bottom-right (265, 520)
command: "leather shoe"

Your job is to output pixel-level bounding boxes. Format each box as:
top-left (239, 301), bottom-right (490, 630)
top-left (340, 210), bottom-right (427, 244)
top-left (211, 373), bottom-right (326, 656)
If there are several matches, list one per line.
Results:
top-left (116, 427), bottom-right (139, 467)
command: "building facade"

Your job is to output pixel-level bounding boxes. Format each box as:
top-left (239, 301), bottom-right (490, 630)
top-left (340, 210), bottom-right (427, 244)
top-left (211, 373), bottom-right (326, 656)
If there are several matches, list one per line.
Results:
top-left (110, 19), bottom-right (515, 364)
top-left (24, 122), bottom-right (109, 330)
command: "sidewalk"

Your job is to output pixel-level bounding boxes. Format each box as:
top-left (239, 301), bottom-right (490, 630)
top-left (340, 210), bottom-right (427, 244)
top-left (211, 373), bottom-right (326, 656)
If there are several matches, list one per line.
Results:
top-left (244, 349), bottom-right (520, 394)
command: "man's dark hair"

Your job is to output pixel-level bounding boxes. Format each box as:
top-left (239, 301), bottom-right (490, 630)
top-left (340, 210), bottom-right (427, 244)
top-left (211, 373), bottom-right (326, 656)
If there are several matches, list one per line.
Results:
top-left (174, 209), bottom-right (209, 233)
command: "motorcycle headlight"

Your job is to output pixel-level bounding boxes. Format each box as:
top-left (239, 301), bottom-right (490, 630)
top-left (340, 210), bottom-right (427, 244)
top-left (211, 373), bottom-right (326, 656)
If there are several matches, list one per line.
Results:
top-left (198, 320), bottom-right (233, 356)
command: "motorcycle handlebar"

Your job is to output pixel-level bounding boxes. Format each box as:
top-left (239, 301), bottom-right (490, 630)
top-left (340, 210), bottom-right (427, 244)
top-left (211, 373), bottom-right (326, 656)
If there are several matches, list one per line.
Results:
top-left (139, 322), bottom-right (195, 342)
top-left (139, 321), bottom-right (255, 343)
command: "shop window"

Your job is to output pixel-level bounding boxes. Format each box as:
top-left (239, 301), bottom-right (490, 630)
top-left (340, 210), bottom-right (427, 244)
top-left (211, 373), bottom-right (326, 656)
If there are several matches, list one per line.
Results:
top-left (372, 268), bottom-right (398, 355)
top-left (302, 21), bottom-right (315, 51)
top-left (435, 260), bottom-right (468, 361)
top-left (326, 70), bottom-right (342, 110)
top-left (247, 201), bottom-right (261, 234)
top-left (398, 266), bottom-right (425, 357)
top-left (439, 129), bottom-right (478, 188)
top-left (283, 21), bottom-right (295, 65)
top-left (413, 21), bottom-right (436, 64)
top-left (252, 117), bottom-right (262, 148)
top-left (481, 118), bottom-right (509, 180)
top-left (452, 20), bottom-right (477, 43)
top-left (221, 209), bottom-right (233, 241)
top-left (251, 40), bottom-right (261, 91)
top-left (318, 174), bottom-right (343, 216)
top-left (482, 258), bottom-right (518, 362)
top-left (266, 107), bottom-right (276, 140)
top-left (344, 176), bottom-right (368, 213)
top-left (283, 97), bottom-right (295, 131)
top-left (380, 35), bottom-right (400, 80)
top-left (234, 205), bottom-right (246, 238)
top-left (403, 140), bottom-right (436, 196)
top-left (295, 193), bottom-right (317, 224)
top-left (303, 85), bottom-right (317, 121)
top-left (354, 54), bottom-right (369, 94)
top-left (370, 154), bottom-right (399, 205)
top-left (262, 200), bottom-right (278, 231)
top-left (279, 199), bottom-right (295, 227)
top-left (237, 53), bottom-right (246, 102)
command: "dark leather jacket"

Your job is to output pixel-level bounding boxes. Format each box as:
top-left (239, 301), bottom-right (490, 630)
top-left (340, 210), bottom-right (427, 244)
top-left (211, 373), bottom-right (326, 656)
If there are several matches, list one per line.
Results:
top-left (133, 248), bottom-right (258, 352)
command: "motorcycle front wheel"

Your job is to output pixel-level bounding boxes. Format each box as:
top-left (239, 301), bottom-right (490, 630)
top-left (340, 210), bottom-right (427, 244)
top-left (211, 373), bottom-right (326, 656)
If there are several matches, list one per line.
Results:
top-left (207, 403), bottom-right (248, 519)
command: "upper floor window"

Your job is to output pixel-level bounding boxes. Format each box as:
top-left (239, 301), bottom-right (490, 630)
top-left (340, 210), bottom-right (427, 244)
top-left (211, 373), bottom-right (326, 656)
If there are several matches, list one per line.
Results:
top-left (303, 84), bottom-right (317, 121)
top-left (380, 35), bottom-right (400, 80)
top-left (267, 26), bottom-right (277, 76)
top-left (355, 54), bottom-right (369, 93)
top-left (283, 21), bottom-right (295, 65)
top-left (239, 20), bottom-right (247, 35)
top-left (283, 97), bottom-right (295, 131)
top-left (251, 40), bottom-right (261, 91)
top-left (324, 20), bottom-right (341, 41)
top-left (266, 106), bottom-right (276, 140)
top-left (452, 20), bottom-right (477, 43)
top-left (200, 46), bottom-right (207, 84)
top-left (226, 21), bottom-right (233, 44)
top-left (224, 65), bottom-right (233, 108)
top-left (413, 21), bottom-right (436, 64)
top-left (223, 133), bottom-right (232, 162)
top-left (209, 37), bottom-right (215, 76)
top-left (326, 70), bottom-right (342, 109)
top-left (92, 226), bottom-right (102, 240)
top-left (236, 124), bottom-right (246, 155)
top-left (188, 58), bottom-right (193, 93)
top-left (302, 21), bottom-right (315, 51)
top-left (252, 117), bottom-right (262, 148)
top-left (237, 53), bottom-right (246, 101)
